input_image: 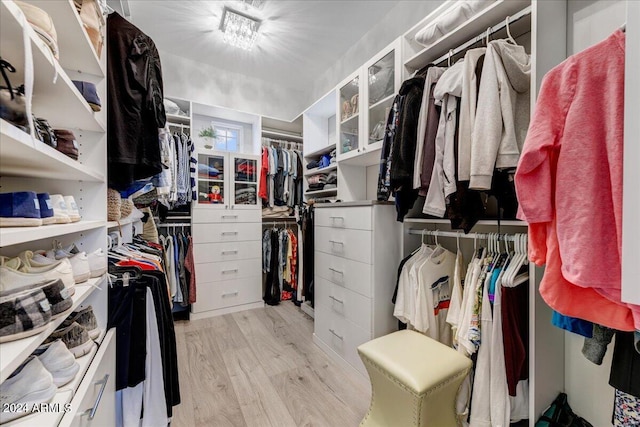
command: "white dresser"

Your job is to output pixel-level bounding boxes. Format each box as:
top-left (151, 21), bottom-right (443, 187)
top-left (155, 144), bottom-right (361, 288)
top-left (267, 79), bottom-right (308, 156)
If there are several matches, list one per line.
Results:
top-left (313, 202), bottom-right (401, 375)
top-left (190, 151), bottom-right (263, 320)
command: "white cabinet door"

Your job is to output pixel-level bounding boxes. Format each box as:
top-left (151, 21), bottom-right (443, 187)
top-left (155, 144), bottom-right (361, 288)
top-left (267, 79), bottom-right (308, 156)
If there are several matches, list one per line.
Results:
top-left (336, 69), bottom-right (363, 161)
top-left (230, 153), bottom-right (261, 210)
top-left (196, 150), bottom-right (229, 209)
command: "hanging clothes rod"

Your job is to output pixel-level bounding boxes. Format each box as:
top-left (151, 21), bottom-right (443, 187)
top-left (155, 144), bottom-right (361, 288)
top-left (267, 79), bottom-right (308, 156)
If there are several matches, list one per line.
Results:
top-left (407, 228), bottom-right (522, 242)
top-left (431, 5), bottom-right (532, 66)
top-left (157, 223), bottom-right (191, 227)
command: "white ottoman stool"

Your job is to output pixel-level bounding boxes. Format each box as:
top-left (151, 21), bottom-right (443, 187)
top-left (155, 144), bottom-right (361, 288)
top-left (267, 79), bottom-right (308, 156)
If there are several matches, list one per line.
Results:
top-left (357, 330), bottom-right (472, 427)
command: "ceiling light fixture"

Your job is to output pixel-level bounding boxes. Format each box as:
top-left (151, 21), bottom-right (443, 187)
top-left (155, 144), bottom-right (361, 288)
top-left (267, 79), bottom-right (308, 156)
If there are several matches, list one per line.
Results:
top-left (220, 7), bottom-right (261, 50)
top-left (240, 0), bottom-right (265, 10)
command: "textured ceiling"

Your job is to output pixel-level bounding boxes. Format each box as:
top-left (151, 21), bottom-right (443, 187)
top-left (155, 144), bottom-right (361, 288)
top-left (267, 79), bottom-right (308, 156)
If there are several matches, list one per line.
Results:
top-left (128, 1), bottom-right (399, 90)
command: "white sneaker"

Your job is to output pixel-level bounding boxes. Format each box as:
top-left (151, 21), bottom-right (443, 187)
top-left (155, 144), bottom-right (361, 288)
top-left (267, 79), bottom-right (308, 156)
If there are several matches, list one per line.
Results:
top-left (63, 196), bottom-right (81, 222)
top-left (87, 249), bottom-right (107, 278)
top-left (54, 250), bottom-right (90, 283)
top-left (49, 194), bottom-right (71, 224)
top-left (0, 357), bottom-right (57, 423)
top-left (0, 257), bottom-right (75, 297)
top-left (36, 340), bottom-right (80, 387)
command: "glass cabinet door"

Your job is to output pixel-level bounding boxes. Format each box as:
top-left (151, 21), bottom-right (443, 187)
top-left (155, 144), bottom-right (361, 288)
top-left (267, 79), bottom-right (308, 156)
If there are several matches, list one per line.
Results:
top-left (197, 153), bottom-right (226, 206)
top-left (367, 50), bottom-right (395, 145)
top-left (232, 154), bottom-right (259, 208)
top-left (339, 75), bottom-right (359, 155)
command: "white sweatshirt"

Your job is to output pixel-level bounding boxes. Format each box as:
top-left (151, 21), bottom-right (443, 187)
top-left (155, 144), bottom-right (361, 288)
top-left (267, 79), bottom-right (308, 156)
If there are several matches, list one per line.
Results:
top-left (458, 48), bottom-right (486, 181)
top-left (470, 40), bottom-right (531, 190)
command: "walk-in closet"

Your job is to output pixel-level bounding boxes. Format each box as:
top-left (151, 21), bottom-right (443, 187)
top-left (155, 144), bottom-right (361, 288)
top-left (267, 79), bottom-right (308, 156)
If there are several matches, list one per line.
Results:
top-left (0, 0), bottom-right (638, 426)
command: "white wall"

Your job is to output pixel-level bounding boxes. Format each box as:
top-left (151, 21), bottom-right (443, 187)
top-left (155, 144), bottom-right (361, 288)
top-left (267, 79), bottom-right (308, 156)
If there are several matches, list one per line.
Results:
top-left (160, 50), bottom-right (308, 121)
top-left (306, 1), bottom-right (443, 108)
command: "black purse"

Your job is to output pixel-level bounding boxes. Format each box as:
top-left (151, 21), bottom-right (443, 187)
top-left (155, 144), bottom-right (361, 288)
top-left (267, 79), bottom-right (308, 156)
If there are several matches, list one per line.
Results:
top-left (0, 57), bottom-right (29, 132)
top-left (33, 116), bottom-right (57, 148)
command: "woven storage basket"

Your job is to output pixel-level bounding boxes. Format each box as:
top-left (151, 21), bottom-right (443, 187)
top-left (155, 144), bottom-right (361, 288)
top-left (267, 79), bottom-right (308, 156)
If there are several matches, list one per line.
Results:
top-left (107, 188), bottom-right (121, 221)
top-left (120, 197), bottom-right (133, 218)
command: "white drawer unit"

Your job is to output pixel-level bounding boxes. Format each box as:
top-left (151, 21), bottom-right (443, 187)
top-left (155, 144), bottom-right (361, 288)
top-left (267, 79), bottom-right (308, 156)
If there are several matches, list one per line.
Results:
top-left (192, 208), bottom-right (261, 224)
top-left (191, 205), bottom-right (263, 319)
top-left (192, 222), bottom-right (262, 244)
top-left (59, 330), bottom-right (116, 427)
top-left (194, 258), bottom-right (261, 283)
top-left (315, 206), bottom-right (372, 230)
top-left (193, 241), bottom-right (261, 263)
top-left (315, 277), bottom-right (373, 331)
top-left (313, 203), bottom-right (401, 377)
top-left (315, 251), bottom-right (372, 297)
top-left (315, 226), bottom-right (373, 264)
top-left (192, 276), bottom-right (263, 313)
top-left (314, 306), bottom-right (372, 375)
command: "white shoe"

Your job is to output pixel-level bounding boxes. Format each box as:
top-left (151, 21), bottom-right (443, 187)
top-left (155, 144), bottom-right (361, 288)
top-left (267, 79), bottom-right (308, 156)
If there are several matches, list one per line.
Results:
top-left (0, 257), bottom-right (75, 297)
top-left (36, 340), bottom-right (80, 387)
top-left (87, 249), bottom-right (107, 278)
top-left (0, 357), bottom-right (57, 423)
top-left (54, 250), bottom-right (90, 283)
top-left (63, 196), bottom-right (81, 222)
top-left (49, 194), bottom-right (71, 224)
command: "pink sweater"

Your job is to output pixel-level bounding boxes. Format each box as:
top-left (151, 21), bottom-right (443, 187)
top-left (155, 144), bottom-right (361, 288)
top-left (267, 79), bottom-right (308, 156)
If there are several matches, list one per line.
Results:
top-left (516, 30), bottom-right (637, 331)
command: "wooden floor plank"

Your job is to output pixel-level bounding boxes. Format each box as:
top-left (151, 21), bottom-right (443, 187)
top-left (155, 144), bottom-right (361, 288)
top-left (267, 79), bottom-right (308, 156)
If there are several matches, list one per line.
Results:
top-left (182, 328), bottom-right (247, 427)
top-left (171, 303), bottom-right (370, 427)
top-left (231, 308), bottom-right (306, 375)
top-left (223, 344), bottom-right (297, 427)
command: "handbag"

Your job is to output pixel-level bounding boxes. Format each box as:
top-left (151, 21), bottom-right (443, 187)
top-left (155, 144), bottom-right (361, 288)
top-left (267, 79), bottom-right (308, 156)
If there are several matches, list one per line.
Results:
top-left (74, 0), bottom-right (104, 58)
top-left (0, 58), bottom-right (29, 132)
top-left (535, 393), bottom-right (594, 427)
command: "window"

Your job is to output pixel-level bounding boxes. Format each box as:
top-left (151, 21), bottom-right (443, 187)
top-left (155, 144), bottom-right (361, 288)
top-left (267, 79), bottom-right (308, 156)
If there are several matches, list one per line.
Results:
top-left (212, 122), bottom-right (242, 152)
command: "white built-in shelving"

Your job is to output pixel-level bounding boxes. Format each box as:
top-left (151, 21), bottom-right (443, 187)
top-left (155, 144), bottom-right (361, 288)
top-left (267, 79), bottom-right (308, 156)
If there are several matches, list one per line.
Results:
top-left (0, 279), bottom-right (104, 384)
top-left (305, 188), bottom-right (338, 197)
top-left (304, 163), bottom-right (337, 177)
top-left (0, 0), bottom-right (111, 425)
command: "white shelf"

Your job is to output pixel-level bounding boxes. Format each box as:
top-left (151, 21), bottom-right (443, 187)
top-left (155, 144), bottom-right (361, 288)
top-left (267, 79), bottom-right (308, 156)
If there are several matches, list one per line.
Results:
top-left (304, 163), bottom-right (337, 177)
top-left (3, 329), bottom-right (108, 427)
top-left (338, 146), bottom-right (382, 167)
top-left (107, 216), bottom-right (141, 230)
top-left (1, 1), bottom-right (105, 133)
top-left (403, 0), bottom-right (531, 71)
top-left (368, 93), bottom-right (395, 111)
top-left (305, 188), bottom-right (338, 197)
top-left (403, 218), bottom-right (527, 227)
top-left (340, 113), bottom-right (359, 125)
top-left (0, 220), bottom-right (105, 248)
top-left (166, 113), bottom-right (191, 125)
top-left (0, 278), bottom-right (105, 384)
top-left (27, 0), bottom-right (104, 78)
top-left (262, 129), bottom-right (303, 142)
top-left (304, 144), bottom-right (336, 159)
top-left (0, 120), bottom-right (105, 182)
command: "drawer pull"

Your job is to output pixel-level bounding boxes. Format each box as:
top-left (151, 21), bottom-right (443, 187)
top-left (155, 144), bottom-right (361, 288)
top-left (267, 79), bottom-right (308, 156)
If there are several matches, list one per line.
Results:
top-left (222, 269), bottom-right (239, 274)
top-left (221, 250), bottom-right (239, 255)
top-left (328, 240), bottom-right (344, 246)
top-left (221, 231), bottom-right (239, 236)
top-left (329, 295), bottom-right (344, 304)
top-left (222, 215), bottom-right (239, 219)
top-left (329, 328), bottom-right (344, 340)
top-left (222, 291), bottom-right (239, 297)
top-left (82, 374), bottom-right (109, 420)
top-left (328, 267), bottom-right (344, 276)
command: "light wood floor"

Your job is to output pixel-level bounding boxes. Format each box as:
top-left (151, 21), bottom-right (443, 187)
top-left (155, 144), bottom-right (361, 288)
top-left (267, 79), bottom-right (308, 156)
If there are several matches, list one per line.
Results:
top-left (171, 303), bottom-right (371, 427)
